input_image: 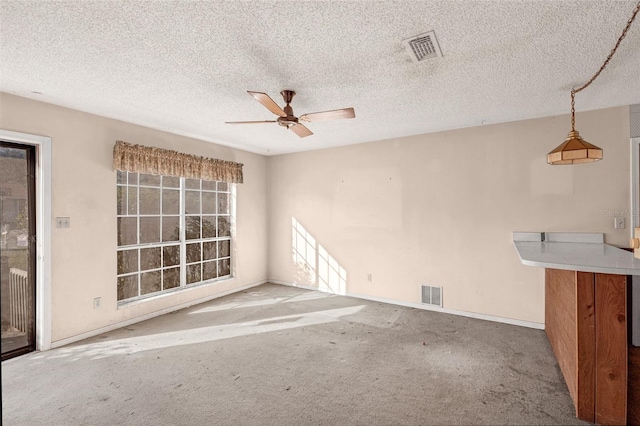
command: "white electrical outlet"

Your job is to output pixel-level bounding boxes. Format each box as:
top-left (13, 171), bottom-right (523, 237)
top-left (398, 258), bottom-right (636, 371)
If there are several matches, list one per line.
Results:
top-left (614, 217), bottom-right (625, 229)
top-left (367, 273), bottom-right (373, 282)
top-left (93, 297), bottom-right (101, 309)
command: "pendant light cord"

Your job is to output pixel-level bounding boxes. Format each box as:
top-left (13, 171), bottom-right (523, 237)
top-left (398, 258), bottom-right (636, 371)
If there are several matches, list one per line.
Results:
top-left (570, 0), bottom-right (640, 131)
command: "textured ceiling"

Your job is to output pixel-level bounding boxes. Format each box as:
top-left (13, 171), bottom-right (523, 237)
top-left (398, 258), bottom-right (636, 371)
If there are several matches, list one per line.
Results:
top-left (1, 1), bottom-right (639, 155)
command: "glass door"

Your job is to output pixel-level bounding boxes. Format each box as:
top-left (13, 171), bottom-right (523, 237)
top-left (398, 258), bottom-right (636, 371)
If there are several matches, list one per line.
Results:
top-left (1, 141), bottom-right (36, 360)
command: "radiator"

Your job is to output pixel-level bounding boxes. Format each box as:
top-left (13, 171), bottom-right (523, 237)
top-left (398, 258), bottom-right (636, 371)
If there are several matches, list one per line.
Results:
top-left (9, 268), bottom-right (30, 333)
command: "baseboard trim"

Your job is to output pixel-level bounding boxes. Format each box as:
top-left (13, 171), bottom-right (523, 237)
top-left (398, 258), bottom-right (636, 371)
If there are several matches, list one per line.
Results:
top-left (271, 280), bottom-right (545, 330)
top-left (50, 280), bottom-right (267, 349)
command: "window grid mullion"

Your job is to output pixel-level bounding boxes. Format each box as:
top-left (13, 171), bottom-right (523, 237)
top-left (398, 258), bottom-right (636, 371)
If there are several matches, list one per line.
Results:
top-left (179, 177), bottom-right (187, 288)
top-left (136, 179), bottom-right (141, 297)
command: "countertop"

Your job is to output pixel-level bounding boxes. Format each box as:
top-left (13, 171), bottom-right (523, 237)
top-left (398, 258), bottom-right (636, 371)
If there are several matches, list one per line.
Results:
top-left (513, 232), bottom-right (640, 275)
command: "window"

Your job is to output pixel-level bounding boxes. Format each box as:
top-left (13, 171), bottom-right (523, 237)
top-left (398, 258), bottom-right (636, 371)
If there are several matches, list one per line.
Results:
top-left (116, 171), bottom-right (233, 302)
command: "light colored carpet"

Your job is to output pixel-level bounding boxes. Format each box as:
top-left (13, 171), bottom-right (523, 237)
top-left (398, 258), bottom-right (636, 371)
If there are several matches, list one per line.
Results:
top-left (1, 283), bottom-right (589, 425)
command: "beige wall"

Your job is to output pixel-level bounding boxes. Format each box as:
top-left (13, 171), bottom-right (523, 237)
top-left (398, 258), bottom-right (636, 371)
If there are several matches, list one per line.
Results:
top-left (268, 106), bottom-right (631, 324)
top-left (0, 93), bottom-right (269, 342)
top-left (0, 91), bottom-right (631, 339)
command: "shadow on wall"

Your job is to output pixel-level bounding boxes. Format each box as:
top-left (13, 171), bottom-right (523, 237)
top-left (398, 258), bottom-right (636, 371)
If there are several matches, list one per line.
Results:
top-left (291, 217), bottom-right (347, 295)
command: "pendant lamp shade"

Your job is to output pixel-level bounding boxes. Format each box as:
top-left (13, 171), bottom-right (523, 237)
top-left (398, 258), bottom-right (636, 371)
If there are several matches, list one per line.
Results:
top-left (547, 130), bottom-right (603, 165)
top-left (545, 1), bottom-right (639, 165)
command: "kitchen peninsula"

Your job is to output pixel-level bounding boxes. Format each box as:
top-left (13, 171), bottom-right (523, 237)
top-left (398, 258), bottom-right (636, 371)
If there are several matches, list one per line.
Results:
top-left (514, 232), bottom-right (640, 425)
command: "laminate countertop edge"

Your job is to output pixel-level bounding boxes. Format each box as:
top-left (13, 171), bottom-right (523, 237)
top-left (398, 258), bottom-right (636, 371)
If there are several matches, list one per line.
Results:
top-left (514, 240), bottom-right (640, 276)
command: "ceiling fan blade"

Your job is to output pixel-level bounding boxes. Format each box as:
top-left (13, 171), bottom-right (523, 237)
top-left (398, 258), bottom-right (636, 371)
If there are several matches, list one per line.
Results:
top-left (247, 91), bottom-right (287, 117)
top-left (299, 107), bottom-right (355, 122)
top-left (225, 120), bottom-right (277, 124)
top-left (290, 123), bottom-right (313, 138)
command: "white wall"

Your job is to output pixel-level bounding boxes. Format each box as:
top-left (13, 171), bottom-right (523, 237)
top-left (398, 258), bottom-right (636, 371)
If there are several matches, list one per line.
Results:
top-left (0, 93), bottom-right (269, 343)
top-left (268, 106), bottom-right (631, 324)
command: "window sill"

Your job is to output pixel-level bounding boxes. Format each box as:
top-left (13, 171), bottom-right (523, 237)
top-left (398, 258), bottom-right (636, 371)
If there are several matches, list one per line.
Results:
top-left (117, 275), bottom-right (236, 309)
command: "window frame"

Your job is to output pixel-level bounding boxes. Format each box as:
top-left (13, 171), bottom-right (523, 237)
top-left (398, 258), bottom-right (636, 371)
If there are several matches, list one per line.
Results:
top-left (116, 171), bottom-right (234, 305)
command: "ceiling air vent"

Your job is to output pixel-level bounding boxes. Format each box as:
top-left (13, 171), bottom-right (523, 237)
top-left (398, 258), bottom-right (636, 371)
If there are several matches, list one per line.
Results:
top-left (403, 31), bottom-right (442, 63)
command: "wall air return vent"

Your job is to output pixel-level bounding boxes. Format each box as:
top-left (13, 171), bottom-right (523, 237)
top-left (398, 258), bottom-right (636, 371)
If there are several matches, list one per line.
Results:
top-left (403, 31), bottom-right (443, 63)
top-left (421, 285), bottom-right (442, 307)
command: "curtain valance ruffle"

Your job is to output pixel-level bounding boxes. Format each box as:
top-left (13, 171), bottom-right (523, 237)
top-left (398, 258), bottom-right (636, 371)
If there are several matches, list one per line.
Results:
top-left (113, 140), bottom-right (243, 183)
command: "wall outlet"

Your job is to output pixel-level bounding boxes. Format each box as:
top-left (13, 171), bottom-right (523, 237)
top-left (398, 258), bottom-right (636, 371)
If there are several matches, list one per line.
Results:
top-left (56, 217), bottom-right (70, 228)
top-left (614, 217), bottom-right (625, 229)
top-left (93, 297), bottom-right (101, 309)
top-left (367, 273), bottom-right (373, 283)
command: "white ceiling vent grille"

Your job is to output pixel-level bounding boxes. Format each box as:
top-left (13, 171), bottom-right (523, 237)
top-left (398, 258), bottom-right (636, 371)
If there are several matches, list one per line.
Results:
top-left (403, 31), bottom-right (442, 63)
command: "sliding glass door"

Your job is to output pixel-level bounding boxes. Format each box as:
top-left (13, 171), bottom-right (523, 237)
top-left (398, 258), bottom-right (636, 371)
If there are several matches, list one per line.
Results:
top-left (1, 141), bottom-right (36, 360)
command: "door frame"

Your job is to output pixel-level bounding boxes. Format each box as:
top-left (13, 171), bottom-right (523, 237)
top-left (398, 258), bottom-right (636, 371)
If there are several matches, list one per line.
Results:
top-left (631, 137), bottom-right (640, 347)
top-left (632, 137), bottom-right (640, 234)
top-left (0, 129), bottom-right (51, 351)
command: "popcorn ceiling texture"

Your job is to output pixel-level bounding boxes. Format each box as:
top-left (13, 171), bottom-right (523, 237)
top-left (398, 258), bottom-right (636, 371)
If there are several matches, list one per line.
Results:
top-left (1, 0), bottom-right (639, 155)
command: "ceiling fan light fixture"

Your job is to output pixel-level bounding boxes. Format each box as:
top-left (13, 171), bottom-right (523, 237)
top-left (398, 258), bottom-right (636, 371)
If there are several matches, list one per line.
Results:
top-left (547, 130), bottom-right (603, 165)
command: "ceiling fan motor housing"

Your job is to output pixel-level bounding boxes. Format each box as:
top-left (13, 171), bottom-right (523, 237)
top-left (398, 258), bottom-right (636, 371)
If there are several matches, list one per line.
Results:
top-left (278, 90), bottom-right (298, 127)
top-left (280, 90), bottom-right (296, 104)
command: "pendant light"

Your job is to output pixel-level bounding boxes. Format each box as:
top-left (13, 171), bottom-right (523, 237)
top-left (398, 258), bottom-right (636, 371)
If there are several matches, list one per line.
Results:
top-left (548, 1), bottom-right (640, 165)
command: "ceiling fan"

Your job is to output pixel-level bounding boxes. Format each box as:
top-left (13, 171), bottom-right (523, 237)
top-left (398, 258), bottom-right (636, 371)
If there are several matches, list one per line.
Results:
top-left (225, 90), bottom-right (355, 138)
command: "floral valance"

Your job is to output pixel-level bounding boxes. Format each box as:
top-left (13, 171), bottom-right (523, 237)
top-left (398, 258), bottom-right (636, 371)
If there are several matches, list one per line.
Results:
top-left (113, 140), bottom-right (243, 183)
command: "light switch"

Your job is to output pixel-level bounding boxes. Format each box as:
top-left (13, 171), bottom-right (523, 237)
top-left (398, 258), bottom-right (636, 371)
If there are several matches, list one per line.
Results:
top-left (56, 217), bottom-right (70, 228)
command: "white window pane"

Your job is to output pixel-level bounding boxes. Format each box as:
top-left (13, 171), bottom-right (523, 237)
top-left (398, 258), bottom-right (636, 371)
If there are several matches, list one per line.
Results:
top-left (118, 275), bottom-right (138, 300)
top-left (163, 245), bottom-right (180, 267)
top-left (219, 240), bottom-right (230, 258)
top-left (203, 261), bottom-right (217, 280)
top-left (218, 216), bottom-right (230, 237)
top-left (202, 180), bottom-right (216, 191)
top-left (140, 247), bottom-right (161, 271)
top-left (185, 191), bottom-right (200, 215)
top-left (117, 186), bottom-right (126, 215)
top-left (218, 259), bottom-right (230, 276)
top-left (117, 249), bottom-right (138, 275)
top-left (163, 267), bottom-right (180, 289)
top-left (185, 216), bottom-right (201, 240)
top-left (117, 217), bottom-right (137, 246)
top-left (203, 241), bottom-right (217, 260)
top-left (202, 216), bottom-right (216, 239)
top-left (162, 189), bottom-right (180, 215)
top-left (139, 173), bottom-right (160, 186)
top-left (202, 192), bottom-right (216, 214)
top-left (162, 176), bottom-right (180, 188)
top-left (127, 187), bottom-right (138, 215)
top-left (218, 193), bottom-right (229, 215)
top-left (139, 217), bottom-right (160, 244)
top-left (187, 263), bottom-right (201, 284)
top-left (185, 178), bottom-right (200, 190)
top-left (186, 243), bottom-right (201, 264)
top-left (162, 216), bottom-right (180, 242)
top-left (139, 187), bottom-right (160, 215)
top-left (141, 271), bottom-right (161, 295)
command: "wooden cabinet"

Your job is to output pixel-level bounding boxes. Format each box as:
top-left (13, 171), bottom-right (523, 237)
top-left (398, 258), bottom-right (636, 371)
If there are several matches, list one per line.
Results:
top-left (545, 269), bottom-right (628, 425)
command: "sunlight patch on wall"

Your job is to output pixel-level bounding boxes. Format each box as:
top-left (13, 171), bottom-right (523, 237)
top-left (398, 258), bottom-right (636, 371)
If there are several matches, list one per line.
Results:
top-left (292, 217), bottom-right (347, 295)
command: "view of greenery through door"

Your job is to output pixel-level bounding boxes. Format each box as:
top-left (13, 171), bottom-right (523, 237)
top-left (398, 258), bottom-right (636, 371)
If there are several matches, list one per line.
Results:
top-left (1, 142), bottom-right (36, 360)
